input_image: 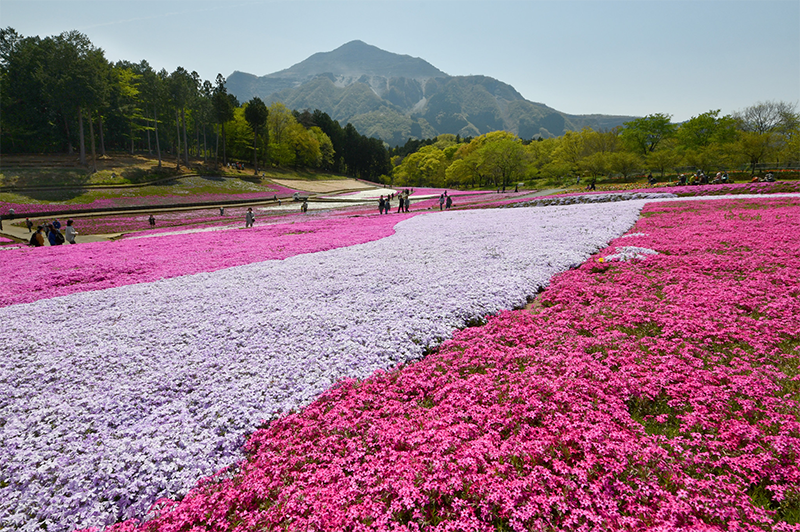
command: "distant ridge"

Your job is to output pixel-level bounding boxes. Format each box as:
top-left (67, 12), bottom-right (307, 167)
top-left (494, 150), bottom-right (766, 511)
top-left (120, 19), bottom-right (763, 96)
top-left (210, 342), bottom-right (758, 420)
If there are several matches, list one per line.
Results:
top-left (227, 41), bottom-right (636, 145)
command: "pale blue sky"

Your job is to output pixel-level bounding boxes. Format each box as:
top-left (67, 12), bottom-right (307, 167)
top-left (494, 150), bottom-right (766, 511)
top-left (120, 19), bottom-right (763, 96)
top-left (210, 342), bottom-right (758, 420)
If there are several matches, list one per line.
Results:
top-left (2, 0), bottom-right (798, 122)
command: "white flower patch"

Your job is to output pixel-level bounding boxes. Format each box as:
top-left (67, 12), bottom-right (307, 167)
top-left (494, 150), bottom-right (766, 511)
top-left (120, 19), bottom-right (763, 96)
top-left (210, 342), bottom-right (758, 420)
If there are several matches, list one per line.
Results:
top-left (619, 232), bottom-right (647, 239)
top-left (510, 192), bottom-right (676, 208)
top-left (0, 201), bottom-right (648, 531)
top-left (603, 246), bottom-right (660, 262)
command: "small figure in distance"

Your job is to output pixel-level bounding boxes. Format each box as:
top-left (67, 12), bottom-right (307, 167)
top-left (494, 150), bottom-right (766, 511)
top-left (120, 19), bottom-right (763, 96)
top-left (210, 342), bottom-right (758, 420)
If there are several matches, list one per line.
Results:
top-left (379, 195), bottom-right (385, 215)
top-left (26, 218), bottom-right (33, 233)
top-left (301, 200), bottom-right (308, 213)
top-left (404, 192), bottom-right (410, 213)
top-left (245, 207), bottom-right (255, 228)
top-left (219, 206), bottom-right (225, 216)
top-left (149, 214), bottom-right (156, 227)
top-left (445, 194), bottom-right (452, 210)
top-left (65, 219), bottom-right (78, 244)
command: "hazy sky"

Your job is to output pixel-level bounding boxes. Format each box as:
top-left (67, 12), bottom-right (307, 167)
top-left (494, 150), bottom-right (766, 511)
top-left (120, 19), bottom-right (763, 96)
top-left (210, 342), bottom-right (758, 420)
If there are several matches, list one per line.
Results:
top-left (3, 0), bottom-right (799, 122)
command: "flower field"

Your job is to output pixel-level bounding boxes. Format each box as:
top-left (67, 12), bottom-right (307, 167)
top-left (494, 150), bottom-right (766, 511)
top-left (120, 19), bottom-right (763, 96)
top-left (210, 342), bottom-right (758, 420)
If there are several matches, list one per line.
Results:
top-left (1, 201), bottom-right (648, 531)
top-left (104, 195), bottom-right (800, 532)
top-left (0, 178), bottom-right (296, 218)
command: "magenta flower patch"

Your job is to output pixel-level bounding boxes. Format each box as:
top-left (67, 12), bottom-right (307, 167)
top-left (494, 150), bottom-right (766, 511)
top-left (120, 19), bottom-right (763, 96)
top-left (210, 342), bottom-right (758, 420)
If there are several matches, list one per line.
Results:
top-left (99, 197), bottom-right (800, 532)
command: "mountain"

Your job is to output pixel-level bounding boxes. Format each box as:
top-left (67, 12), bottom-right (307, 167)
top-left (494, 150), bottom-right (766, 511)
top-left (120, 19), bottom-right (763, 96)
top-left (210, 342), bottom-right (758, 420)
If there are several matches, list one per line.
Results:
top-left (227, 41), bottom-right (636, 146)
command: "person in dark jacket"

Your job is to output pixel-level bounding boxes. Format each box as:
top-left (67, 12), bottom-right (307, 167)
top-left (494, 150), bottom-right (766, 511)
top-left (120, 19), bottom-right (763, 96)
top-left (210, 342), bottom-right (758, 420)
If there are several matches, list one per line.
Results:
top-left (47, 224), bottom-right (64, 246)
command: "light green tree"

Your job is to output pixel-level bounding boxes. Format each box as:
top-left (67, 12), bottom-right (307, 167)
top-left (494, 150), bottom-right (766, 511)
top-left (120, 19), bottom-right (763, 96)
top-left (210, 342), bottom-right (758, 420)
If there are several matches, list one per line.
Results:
top-left (607, 151), bottom-right (642, 179)
top-left (621, 113), bottom-right (676, 156)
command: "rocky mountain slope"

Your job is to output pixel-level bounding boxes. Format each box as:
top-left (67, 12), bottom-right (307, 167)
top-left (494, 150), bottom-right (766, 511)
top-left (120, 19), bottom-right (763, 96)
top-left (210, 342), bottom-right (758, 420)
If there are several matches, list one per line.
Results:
top-left (227, 40), bottom-right (636, 146)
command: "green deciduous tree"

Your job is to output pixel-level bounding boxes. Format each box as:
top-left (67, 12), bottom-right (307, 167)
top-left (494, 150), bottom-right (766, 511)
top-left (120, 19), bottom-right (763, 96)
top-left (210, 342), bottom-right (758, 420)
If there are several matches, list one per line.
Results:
top-left (621, 113), bottom-right (676, 156)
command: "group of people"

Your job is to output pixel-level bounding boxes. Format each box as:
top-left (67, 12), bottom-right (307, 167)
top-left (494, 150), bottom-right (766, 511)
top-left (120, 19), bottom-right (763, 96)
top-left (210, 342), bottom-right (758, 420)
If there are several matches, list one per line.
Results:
top-left (227, 162), bottom-right (246, 171)
top-left (438, 191), bottom-right (452, 210)
top-left (675, 171), bottom-right (730, 186)
top-left (29, 218), bottom-right (78, 246)
top-left (751, 172), bottom-right (776, 183)
top-left (378, 189), bottom-right (413, 214)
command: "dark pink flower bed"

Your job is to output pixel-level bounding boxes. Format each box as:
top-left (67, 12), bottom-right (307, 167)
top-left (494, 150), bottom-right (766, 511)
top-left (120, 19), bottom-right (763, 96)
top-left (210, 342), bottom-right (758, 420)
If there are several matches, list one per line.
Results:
top-left (102, 196), bottom-right (800, 531)
top-left (0, 184), bottom-right (297, 217)
top-left (0, 212), bottom-right (416, 307)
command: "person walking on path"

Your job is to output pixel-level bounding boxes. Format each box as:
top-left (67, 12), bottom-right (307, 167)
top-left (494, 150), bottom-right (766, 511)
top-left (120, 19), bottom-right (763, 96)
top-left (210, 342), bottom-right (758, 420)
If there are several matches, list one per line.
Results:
top-left (52, 219), bottom-right (62, 231)
top-left (301, 200), bottom-right (309, 213)
top-left (25, 218), bottom-right (33, 232)
top-left (404, 192), bottom-right (410, 213)
top-left (445, 194), bottom-right (453, 210)
top-left (439, 193), bottom-right (445, 211)
top-left (64, 219), bottom-right (78, 244)
top-left (379, 195), bottom-right (385, 215)
top-left (149, 215), bottom-right (156, 227)
top-left (245, 208), bottom-right (255, 228)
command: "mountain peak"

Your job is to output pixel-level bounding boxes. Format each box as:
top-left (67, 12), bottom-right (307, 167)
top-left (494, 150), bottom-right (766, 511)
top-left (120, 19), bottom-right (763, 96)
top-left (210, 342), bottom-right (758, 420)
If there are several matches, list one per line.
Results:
top-left (269, 41), bottom-right (447, 81)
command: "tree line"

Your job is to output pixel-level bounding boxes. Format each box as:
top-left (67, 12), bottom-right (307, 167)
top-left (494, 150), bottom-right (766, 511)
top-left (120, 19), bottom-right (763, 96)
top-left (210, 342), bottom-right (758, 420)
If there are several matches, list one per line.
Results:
top-left (390, 104), bottom-right (799, 189)
top-left (0, 28), bottom-right (391, 179)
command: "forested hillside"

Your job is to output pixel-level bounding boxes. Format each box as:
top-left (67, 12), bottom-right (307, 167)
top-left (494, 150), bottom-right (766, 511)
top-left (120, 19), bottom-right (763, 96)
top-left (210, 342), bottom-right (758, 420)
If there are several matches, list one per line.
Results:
top-left (2, 29), bottom-right (796, 190)
top-left (387, 105), bottom-right (799, 190)
top-left (0, 29), bottom-right (390, 180)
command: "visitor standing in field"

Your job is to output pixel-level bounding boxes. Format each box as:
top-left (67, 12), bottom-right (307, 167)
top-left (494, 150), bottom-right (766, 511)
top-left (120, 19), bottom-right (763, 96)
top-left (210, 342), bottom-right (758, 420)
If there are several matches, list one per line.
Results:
top-left (301, 200), bottom-right (309, 213)
top-left (404, 192), bottom-right (410, 213)
top-left (64, 219), bottom-right (78, 244)
top-left (149, 215), bottom-right (156, 227)
top-left (245, 208), bottom-right (255, 228)
top-left (439, 193), bottom-right (445, 211)
top-left (379, 195), bottom-right (385, 215)
top-left (25, 218), bottom-right (33, 232)
top-left (445, 194), bottom-right (452, 210)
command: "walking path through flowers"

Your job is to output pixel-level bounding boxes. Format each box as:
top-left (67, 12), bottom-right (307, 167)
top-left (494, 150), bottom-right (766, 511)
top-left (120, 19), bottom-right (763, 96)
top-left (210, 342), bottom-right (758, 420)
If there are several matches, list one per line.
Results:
top-left (1, 190), bottom-right (799, 532)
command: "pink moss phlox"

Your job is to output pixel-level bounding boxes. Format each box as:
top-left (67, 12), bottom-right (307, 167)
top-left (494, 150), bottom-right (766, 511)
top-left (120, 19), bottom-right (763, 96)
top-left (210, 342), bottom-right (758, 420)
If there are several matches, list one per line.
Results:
top-left (0, 184), bottom-right (297, 216)
top-left (0, 212), bottom-right (417, 307)
top-left (107, 197), bottom-right (800, 531)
